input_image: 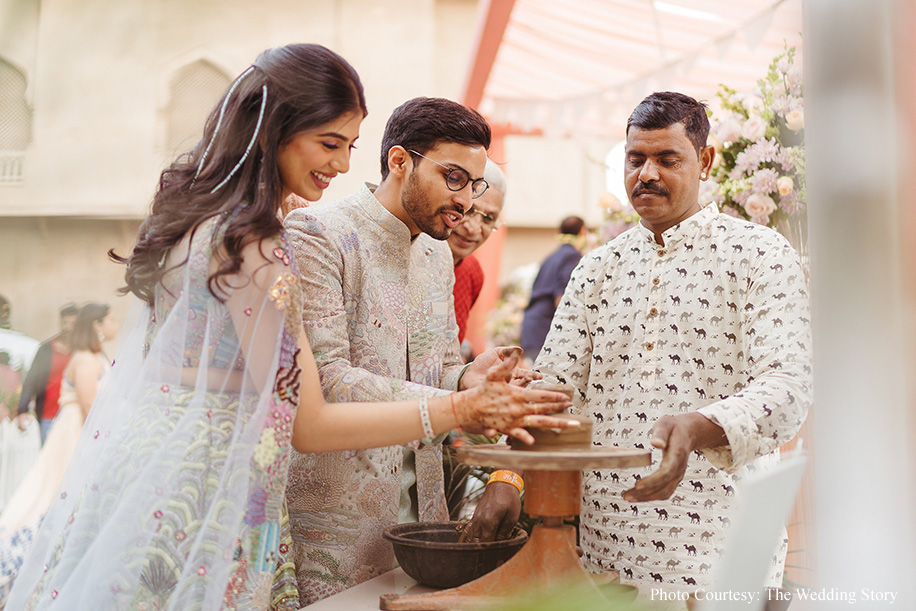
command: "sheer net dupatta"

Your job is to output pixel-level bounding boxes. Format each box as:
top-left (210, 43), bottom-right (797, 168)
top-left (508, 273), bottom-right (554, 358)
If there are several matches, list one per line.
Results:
top-left (9, 223), bottom-right (302, 610)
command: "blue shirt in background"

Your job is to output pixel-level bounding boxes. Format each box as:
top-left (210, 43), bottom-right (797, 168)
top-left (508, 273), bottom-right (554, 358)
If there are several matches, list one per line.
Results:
top-left (520, 242), bottom-right (582, 359)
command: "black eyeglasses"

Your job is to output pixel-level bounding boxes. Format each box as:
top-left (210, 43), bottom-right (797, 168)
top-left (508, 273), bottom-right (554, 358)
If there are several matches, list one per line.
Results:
top-left (408, 150), bottom-right (489, 199)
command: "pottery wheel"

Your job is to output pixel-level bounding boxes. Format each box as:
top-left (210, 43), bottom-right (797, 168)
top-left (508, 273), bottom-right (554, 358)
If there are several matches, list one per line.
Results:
top-left (456, 444), bottom-right (652, 471)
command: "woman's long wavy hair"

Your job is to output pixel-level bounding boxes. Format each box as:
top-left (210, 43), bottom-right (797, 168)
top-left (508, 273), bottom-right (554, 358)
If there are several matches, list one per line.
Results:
top-left (111, 44), bottom-right (367, 305)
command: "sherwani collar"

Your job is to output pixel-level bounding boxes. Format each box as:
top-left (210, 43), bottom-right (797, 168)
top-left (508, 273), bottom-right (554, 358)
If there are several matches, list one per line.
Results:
top-left (354, 182), bottom-right (413, 242)
top-left (636, 202), bottom-right (718, 250)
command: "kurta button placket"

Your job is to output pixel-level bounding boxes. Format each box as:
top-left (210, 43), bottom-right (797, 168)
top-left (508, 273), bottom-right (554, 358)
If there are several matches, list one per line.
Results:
top-left (641, 247), bottom-right (669, 387)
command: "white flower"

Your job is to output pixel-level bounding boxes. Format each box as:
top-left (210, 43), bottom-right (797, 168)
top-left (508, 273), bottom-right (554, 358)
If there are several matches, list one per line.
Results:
top-left (777, 176), bottom-right (794, 196)
top-left (717, 119), bottom-right (742, 144)
top-left (785, 110), bottom-right (804, 132)
top-left (787, 66), bottom-right (804, 91)
top-left (742, 94), bottom-right (764, 116)
top-left (742, 116), bottom-right (767, 142)
top-left (744, 193), bottom-right (777, 217)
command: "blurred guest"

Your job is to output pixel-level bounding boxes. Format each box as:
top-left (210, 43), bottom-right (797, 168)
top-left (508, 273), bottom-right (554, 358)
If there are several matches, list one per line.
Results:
top-left (15, 303), bottom-right (79, 444)
top-left (0, 302), bottom-right (117, 601)
top-left (520, 216), bottom-right (587, 360)
top-left (0, 352), bottom-right (19, 421)
top-left (0, 298), bottom-right (39, 373)
top-left (447, 158), bottom-right (507, 346)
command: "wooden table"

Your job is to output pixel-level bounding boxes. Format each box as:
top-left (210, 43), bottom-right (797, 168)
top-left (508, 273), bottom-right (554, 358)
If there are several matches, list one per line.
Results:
top-left (305, 568), bottom-right (430, 610)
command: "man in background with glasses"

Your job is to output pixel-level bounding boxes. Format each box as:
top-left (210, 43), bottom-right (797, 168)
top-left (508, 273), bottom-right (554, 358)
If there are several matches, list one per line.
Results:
top-left (447, 158), bottom-right (507, 348)
top-left (283, 97), bottom-right (529, 604)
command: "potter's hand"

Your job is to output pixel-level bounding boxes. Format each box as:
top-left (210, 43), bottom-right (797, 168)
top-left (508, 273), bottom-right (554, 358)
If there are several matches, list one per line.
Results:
top-left (459, 481), bottom-right (521, 542)
top-left (623, 413), bottom-right (726, 502)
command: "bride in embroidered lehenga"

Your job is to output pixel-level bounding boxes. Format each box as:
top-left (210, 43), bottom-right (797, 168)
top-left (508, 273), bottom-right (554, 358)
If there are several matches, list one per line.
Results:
top-left (5, 44), bottom-right (573, 610)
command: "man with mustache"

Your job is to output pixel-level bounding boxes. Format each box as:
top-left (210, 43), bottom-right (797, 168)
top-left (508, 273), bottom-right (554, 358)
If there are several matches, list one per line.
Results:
top-left (283, 98), bottom-right (529, 604)
top-left (532, 92), bottom-right (812, 602)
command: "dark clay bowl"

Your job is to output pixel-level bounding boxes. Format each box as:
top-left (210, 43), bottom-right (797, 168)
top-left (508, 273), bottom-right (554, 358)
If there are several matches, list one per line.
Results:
top-left (383, 521), bottom-right (528, 589)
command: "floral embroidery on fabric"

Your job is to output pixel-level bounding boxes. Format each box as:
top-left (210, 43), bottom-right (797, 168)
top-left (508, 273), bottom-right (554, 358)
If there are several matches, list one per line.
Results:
top-left (254, 429), bottom-right (280, 469)
top-left (269, 273), bottom-right (298, 310)
top-left (273, 246), bottom-right (291, 265)
top-left (274, 349), bottom-right (301, 406)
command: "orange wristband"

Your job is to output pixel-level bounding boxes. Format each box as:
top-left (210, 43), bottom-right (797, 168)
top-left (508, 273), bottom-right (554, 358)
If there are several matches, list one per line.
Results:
top-left (487, 470), bottom-right (524, 494)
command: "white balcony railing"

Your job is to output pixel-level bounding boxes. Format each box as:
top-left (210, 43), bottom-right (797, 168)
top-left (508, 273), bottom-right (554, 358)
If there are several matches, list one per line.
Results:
top-left (0, 150), bottom-right (25, 184)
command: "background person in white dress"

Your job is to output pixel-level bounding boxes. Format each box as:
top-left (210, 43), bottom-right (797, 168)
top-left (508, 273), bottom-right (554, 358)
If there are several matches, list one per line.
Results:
top-left (0, 302), bottom-right (117, 603)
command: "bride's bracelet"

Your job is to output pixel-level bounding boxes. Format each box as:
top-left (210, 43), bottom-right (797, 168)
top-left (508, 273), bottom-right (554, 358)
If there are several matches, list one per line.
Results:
top-left (418, 395), bottom-right (434, 439)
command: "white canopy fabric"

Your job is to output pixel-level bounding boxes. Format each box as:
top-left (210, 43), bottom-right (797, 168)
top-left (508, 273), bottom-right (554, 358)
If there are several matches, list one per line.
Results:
top-left (478, 0), bottom-right (803, 139)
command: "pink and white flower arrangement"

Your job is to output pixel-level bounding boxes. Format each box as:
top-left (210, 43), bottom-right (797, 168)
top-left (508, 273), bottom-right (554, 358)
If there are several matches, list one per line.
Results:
top-left (708, 46), bottom-right (806, 229)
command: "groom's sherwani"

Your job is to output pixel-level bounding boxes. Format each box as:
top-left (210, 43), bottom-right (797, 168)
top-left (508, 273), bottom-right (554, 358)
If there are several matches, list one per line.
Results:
top-left (283, 183), bottom-right (462, 604)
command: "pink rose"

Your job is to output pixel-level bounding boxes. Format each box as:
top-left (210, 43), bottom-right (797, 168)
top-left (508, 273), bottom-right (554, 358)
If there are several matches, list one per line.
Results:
top-left (777, 176), bottom-right (794, 196)
top-left (716, 119), bottom-right (742, 144)
top-left (785, 110), bottom-right (804, 132)
top-left (744, 193), bottom-right (777, 217)
top-left (742, 116), bottom-right (767, 142)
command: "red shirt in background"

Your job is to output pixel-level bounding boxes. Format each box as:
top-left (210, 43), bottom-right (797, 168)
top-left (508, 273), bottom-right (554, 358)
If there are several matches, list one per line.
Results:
top-left (453, 255), bottom-right (484, 343)
top-left (42, 340), bottom-right (70, 420)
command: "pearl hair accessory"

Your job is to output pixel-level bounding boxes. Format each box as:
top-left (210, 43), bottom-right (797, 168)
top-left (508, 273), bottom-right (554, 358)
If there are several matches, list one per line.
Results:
top-left (190, 66), bottom-right (269, 194)
top-left (208, 84), bottom-right (267, 194)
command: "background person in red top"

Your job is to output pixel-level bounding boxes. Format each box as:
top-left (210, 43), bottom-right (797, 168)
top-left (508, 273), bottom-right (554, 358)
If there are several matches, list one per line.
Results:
top-left (16, 303), bottom-right (78, 445)
top-left (448, 158), bottom-right (507, 352)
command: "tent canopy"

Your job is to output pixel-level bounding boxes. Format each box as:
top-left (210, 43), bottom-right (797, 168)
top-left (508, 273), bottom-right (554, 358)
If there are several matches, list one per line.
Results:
top-left (464, 0), bottom-right (803, 139)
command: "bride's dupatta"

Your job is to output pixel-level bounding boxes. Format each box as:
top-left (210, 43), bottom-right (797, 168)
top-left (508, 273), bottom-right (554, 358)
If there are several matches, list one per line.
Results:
top-left (8, 217), bottom-right (302, 610)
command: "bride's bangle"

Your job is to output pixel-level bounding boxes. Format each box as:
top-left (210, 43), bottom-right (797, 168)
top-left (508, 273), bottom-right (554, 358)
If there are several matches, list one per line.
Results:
top-left (418, 395), bottom-right (434, 439)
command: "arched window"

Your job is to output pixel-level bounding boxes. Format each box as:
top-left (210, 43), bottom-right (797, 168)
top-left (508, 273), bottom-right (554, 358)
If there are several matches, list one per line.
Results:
top-left (0, 58), bottom-right (32, 183)
top-left (165, 60), bottom-right (231, 155)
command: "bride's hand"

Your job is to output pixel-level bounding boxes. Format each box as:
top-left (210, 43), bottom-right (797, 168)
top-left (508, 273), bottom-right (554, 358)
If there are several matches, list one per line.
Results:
top-left (452, 352), bottom-right (576, 444)
top-left (459, 346), bottom-right (543, 390)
